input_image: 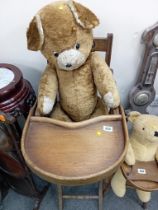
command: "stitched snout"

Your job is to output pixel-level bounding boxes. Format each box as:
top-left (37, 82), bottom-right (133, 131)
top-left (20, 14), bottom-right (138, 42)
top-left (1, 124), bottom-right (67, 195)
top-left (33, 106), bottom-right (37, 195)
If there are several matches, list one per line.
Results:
top-left (154, 131), bottom-right (158, 137)
top-left (57, 49), bottom-right (85, 70)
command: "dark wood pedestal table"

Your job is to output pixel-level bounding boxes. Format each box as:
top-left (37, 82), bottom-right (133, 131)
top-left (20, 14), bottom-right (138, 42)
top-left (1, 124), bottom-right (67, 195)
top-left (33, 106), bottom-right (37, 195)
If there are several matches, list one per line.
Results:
top-left (0, 64), bottom-right (48, 210)
top-left (0, 63), bottom-right (36, 118)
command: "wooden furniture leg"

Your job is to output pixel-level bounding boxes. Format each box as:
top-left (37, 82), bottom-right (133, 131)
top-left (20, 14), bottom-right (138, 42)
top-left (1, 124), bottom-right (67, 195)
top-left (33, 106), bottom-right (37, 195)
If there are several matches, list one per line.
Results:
top-left (33, 184), bottom-right (49, 210)
top-left (57, 185), bottom-right (63, 210)
top-left (0, 190), bottom-right (2, 210)
top-left (56, 181), bottom-right (105, 210)
top-left (103, 177), bottom-right (111, 195)
top-left (98, 181), bottom-right (104, 210)
top-left (142, 202), bottom-right (148, 209)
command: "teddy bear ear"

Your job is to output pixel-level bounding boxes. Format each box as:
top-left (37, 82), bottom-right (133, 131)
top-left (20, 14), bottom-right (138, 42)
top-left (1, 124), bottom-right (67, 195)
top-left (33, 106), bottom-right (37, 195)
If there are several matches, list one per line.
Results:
top-left (128, 111), bottom-right (141, 123)
top-left (67, 0), bottom-right (99, 29)
top-left (27, 15), bottom-right (44, 51)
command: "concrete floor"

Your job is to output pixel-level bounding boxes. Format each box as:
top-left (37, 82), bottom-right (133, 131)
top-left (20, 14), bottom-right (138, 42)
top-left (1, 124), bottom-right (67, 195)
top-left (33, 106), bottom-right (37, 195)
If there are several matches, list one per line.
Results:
top-left (2, 182), bottom-right (158, 210)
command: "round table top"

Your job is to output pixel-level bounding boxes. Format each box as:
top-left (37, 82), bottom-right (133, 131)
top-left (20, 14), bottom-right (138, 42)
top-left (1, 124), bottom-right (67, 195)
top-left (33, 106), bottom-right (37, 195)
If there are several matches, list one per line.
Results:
top-left (0, 64), bottom-right (23, 102)
top-left (22, 113), bottom-right (128, 185)
top-left (0, 63), bottom-right (36, 115)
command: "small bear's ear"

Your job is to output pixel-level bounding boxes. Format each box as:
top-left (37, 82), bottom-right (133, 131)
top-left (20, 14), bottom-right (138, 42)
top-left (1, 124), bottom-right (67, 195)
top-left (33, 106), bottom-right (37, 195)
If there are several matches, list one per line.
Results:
top-left (27, 15), bottom-right (44, 51)
top-left (128, 111), bottom-right (141, 123)
top-left (67, 0), bottom-right (99, 29)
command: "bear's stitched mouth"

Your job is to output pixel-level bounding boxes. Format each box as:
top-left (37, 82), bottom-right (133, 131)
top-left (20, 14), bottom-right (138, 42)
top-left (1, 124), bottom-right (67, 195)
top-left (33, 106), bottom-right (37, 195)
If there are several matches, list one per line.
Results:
top-left (154, 131), bottom-right (158, 137)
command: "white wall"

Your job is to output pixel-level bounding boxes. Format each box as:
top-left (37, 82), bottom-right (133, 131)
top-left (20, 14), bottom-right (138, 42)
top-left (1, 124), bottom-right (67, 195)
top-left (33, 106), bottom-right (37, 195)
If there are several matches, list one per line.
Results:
top-left (0, 0), bottom-right (158, 108)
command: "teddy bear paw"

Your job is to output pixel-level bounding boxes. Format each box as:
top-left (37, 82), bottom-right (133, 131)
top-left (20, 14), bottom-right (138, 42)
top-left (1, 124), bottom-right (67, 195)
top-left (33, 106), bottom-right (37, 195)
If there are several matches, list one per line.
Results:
top-left (42, 96), bottom-right (54, 115)
top-left (103, 92), bottom-right (115, 108)
top-left (126, 159), bottom-right (136, 166)
top-left (111, 169), bottom-right (126, 197)
top-left (136, 190), bottom-right (151, 203)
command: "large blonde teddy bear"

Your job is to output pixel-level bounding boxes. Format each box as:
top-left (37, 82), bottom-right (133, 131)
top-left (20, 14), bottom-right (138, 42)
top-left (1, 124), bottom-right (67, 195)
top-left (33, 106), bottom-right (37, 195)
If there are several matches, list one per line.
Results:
top-left (27, 0), bottom-right (120, 122)
top-left (111, 111), bottom-right (158, 203)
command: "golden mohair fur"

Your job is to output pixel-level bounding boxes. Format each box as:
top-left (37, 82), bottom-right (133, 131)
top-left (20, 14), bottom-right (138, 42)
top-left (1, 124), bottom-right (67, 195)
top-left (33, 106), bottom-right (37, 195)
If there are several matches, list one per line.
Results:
top-left (111, 112), bottom-right (158, 202)
top-left (27, 0), bottom-right (120, 122)
top-left (73, 2), bottom-right (99, 29)
top-left (27, 17), bottom-right (42, 51)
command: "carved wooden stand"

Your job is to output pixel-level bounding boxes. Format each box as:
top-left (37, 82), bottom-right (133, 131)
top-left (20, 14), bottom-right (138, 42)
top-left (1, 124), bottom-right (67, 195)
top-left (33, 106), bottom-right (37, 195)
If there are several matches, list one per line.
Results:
top-left (0, 64), bottom-right (49, 209)
top-left (0, 111), bottom-right (49, 210)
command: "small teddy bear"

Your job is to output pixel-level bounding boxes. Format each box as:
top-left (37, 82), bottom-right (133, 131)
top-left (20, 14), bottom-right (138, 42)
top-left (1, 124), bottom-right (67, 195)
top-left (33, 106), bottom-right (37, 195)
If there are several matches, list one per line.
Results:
top-left (111, 111), bottom-right (158, 203)
top-left (26, 0), bottom-right (120, 122)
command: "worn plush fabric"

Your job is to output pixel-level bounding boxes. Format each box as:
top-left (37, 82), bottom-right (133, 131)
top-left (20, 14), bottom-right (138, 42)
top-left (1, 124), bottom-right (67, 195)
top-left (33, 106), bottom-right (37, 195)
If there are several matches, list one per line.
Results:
top-left (111, 112), bottom-right (158, 203)
top-left (27, 0), bottom-right (120, 122)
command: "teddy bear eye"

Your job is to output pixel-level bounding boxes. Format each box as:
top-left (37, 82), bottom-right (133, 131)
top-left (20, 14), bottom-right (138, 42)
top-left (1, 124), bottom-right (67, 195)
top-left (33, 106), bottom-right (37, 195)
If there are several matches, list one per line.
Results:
top-left (75, 43), bottom-right (80, 50)
top-left (142, 128), bottom-right (145, 130)
top-left (54, 52), bottom-right (59, 57)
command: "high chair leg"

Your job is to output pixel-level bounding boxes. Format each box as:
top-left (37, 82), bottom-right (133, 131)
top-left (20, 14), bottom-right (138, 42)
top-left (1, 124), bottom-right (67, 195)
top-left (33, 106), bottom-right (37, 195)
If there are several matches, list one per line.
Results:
top-left (98, 180), bottom-right (104, 210)
top-left (57, 185), bottom-right (63, 210)
top-left (142, 202), bottom-right (148, 209)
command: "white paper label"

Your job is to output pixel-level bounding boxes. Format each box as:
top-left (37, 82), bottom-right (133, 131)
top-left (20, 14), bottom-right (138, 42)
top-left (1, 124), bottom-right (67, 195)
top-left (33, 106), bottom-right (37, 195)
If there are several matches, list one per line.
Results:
top-left (103, 126), bottom-right (113, 132)
top-left (137, 168), bottom-right (146, 174)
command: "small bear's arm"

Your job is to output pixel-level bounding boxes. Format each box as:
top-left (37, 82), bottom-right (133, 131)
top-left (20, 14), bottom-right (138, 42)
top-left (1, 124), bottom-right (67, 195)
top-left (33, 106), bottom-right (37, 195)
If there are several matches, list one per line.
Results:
top-left (125, 142), bottom-right (136, 165)
top-left (37, 64), bottom-right (58, 115)
top-left (155, 147), bottom-right (158, 162)
top-left (91, 52), bottom-right (120, 108)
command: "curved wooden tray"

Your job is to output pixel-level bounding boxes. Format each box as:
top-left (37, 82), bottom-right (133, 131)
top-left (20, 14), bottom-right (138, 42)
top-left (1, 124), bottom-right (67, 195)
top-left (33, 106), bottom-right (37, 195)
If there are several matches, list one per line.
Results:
top-left (21, 106), bottom-right (128, 185)
top-left (122, 162), bottom-right (158, 192)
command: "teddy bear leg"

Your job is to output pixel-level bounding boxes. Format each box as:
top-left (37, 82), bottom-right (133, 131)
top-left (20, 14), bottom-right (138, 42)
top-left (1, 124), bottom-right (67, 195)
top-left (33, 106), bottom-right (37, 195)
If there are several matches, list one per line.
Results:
top-left (50, 103), bottom-right (72, 122)
top-left (90, 98), bottom-right (108, 118)
top-left (136, 189), bottom-right (151, 204)
top-left (111, 168), bottom-right (127, 197)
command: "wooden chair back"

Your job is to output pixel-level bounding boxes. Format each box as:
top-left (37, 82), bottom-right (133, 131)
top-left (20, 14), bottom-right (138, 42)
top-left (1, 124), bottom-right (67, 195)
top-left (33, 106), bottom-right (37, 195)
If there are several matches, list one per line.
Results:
top-left (93, 33), bottom-right (113, 66)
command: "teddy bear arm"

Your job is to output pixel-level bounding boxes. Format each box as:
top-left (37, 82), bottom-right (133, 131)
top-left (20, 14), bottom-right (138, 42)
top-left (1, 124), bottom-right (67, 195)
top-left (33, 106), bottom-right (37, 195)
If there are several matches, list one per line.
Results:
top-left (37, 65), bottom-right (58, 115)
top-left (125, 142), bottom-right (136, 165)
top-left (91, 52), bottom-right (120, 108)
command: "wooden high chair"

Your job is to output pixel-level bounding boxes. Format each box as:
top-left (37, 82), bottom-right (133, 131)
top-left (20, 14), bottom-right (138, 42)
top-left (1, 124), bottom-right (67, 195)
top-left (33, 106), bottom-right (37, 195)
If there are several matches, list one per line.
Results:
top-left (121, 161), bottom-right (158, 209)
top-left (21, 34), bottom-right (128, 210)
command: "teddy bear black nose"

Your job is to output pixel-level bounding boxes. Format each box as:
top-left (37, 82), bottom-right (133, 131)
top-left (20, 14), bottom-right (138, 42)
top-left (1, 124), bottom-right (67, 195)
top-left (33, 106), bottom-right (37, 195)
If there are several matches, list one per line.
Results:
top-left (66, 63), bottom-right (72, 68)
top-left (154, 131), bottom-right (158, 137)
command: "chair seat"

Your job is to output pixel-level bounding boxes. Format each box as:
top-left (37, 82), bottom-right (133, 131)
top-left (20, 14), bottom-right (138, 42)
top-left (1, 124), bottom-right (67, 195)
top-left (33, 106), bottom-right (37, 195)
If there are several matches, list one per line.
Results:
top-left (21, 108), bottom-right (128, 186)
top-left (121, 161), bottom-right (158, 192)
